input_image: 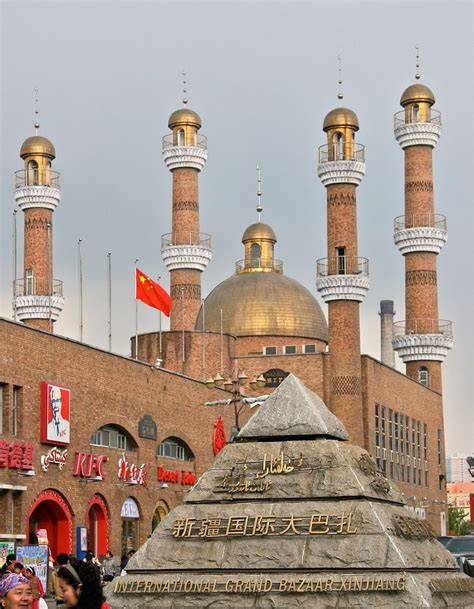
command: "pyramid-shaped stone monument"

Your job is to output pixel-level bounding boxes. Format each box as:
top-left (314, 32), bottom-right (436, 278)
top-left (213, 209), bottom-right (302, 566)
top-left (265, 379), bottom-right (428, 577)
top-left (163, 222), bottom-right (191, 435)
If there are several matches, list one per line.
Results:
top-left (108, 374), bottom-right (474, 608)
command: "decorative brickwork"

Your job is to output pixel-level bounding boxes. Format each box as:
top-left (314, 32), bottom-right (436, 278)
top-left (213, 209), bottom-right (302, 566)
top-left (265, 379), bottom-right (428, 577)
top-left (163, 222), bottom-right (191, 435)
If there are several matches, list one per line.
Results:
top-left (405, 181), bottom-right (433, 193)
top-left (328, 192), bottom-right (356, 206)
top-left (330, 375), bottom-right (361, 395)
top-left (173, 200), bottom-right (199, 212)
top-left (406, 270), bottom-right (437, 286)
top-left (24, 217), bottom-right (50, 231)
top-left (171, 284), bottom-right (201, 300)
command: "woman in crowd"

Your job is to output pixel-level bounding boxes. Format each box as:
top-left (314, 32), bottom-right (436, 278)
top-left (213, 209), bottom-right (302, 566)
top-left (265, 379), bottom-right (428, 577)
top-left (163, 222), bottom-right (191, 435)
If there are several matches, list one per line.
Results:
top-left (101, 551), bottom-right (116, 583)
top-left (24, 568), bottom-right (44, 609)
top-left (58, 559), bottom-right (110, 609)
top-left (0, 572), bottom-right (33, 609)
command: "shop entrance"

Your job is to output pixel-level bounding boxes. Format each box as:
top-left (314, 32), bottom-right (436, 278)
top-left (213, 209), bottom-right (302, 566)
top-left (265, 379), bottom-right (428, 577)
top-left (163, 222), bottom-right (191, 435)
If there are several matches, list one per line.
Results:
top-left (151, 501), bottom-right (169, 533)
top-left (120, 497), bottom-right (140, 555)
top-left (28, 490), bottom-right (72, 558)
top-left (86, 495), bottom-right (109, 559)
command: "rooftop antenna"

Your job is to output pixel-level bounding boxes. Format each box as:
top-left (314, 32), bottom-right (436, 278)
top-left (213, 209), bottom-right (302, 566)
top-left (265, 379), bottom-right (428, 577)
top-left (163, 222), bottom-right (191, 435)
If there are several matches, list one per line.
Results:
top-left (415, 45), bottom-right (421, 80)
top-left (34, 87), bottom-right (40, 134)
top-left (181, 70), bottom-right (188, 105)
top-left (256, 165), bottom-right (263, 220)
top-left (337, 55), bottom-right (344, 100)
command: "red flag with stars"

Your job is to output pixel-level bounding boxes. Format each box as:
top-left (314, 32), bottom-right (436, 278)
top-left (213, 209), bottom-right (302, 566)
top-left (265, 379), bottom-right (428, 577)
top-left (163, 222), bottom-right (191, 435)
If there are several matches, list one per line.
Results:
top-left (135, 268), bottom-right (171, 316)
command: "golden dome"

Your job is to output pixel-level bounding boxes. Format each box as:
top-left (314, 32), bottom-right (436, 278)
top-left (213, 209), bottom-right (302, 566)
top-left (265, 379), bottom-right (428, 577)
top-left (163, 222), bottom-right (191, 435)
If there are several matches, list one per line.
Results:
top-left (196, 272), bottom-right (328, 340)
top-left (242, 222), bottom-right (277, 243)
top-left (20, 135), bottom-right (56, 159)
top-left (168, 108), bottom-right (202, 129)
top-left (400, 83), bottom-right (435, 107)
top-left (323, 107), bottom-right (359, 132)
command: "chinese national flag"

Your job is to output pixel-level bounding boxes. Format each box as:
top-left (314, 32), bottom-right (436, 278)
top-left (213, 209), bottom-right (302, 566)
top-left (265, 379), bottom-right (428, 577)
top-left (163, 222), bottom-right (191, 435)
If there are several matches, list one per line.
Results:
top-left (135, 268), bottom-right (171, 316)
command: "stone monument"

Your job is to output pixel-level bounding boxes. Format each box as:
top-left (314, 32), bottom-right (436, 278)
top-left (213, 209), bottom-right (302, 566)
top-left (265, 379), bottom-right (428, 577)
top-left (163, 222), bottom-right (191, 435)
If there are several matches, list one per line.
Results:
top-left (108, 374), bottom-right (474, 608)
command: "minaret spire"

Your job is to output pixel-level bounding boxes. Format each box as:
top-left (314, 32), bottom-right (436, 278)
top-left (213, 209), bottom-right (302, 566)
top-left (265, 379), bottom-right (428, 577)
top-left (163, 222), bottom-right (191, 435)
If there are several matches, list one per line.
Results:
top-left (181, 69), bottom-right (188, 105)
top-left (256, 164), bottom-right (263, 220)
top-left (415, 45), bottom-right (421, 80)
top-left (337, 55), bottom-right (344, 100)
top-left (34, 87), bottom-right (40, 134)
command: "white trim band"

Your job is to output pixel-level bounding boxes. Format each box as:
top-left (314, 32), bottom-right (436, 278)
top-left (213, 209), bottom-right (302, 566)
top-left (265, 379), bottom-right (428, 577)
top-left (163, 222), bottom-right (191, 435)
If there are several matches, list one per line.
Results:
top-left (394, 226), bottom-right (448, 255)
top-left (316, 274), bottom-right (370, 302)
top-left (394, 123), bottom-right (441, 149)
top-left (162, 146), bottom-right (208, 171)
top-left (317, 160), bottom-right (366, 186)
top-left (15, 186), bottom-right (61, 211)
top-left (161, 245), bottom-right (212, 272)
top-left (392, 333), bottom-right (453, 363)
top-left (13, 295), bottom-right (64, 322)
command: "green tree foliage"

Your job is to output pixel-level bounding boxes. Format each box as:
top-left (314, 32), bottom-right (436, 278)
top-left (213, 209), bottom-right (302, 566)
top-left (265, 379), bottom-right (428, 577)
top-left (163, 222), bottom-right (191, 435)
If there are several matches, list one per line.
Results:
top-left (448, 506), bottom-right (473, 535)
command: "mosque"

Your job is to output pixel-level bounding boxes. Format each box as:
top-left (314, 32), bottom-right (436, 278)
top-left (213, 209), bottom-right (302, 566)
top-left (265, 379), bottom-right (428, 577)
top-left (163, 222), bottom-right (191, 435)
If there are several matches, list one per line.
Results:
top-left (0, 70), bottom-right (452, 556)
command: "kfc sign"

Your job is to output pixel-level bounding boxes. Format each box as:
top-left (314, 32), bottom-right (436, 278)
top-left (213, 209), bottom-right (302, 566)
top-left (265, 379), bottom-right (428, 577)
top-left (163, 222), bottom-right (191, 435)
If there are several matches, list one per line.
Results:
top-left (73, 452), bottom-right (108, 479)
top-left (41, 382), bottom-right (70, 446)
top-left (157, 466), bottom-right (196, 486)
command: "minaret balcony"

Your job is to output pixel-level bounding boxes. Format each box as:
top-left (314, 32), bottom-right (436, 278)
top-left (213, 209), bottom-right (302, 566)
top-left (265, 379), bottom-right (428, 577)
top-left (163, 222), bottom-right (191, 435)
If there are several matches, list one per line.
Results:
top-left (13, 278), bottom-right (64, 322)
top-left (162, 134), bottom-right (208, 171)
top-left (161, 232), bottom-right (212, 271)
top-left (394, 110), bottom-right (441, 149)
top-left (317, 143), bottom-right (366, 186)
top-left (316, 256), bottom-right (369, 302)
top-left (392, 319), bottom-right (453, 363)
top-left (235, 258), bottom-right (283, 274)
top-left (14, 170), bottom-right (61, 211)
top-left (394, 213), bottom-right (447, 255)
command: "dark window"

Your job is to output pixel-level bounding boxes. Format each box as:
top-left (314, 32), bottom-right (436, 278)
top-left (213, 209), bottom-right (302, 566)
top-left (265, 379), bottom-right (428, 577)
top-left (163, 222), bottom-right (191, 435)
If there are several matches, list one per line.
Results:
top-left (90, 425), bottom-right (136, 451)
top-left (12, 386), bottom-right (20, 436)
top-left (284, 345), bottom-right (296, 355)
top-left (337, 247), bottom-right (346, 274)
top-left (304, 344), bottom-right (316, 354)
top-left (250, 243), bottom-right (261, 268)
top-left (263, 346), bottom-right (277, 355)
top-left (419, 367), bottom-right (430, 387)
top-left (157, 437), bottom-right (194, 461)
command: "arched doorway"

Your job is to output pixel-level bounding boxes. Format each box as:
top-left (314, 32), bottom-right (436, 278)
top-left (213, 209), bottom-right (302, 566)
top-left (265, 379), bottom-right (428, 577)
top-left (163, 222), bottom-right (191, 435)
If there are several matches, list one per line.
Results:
top-left (151, 500), bottom-right (169, 533)
top-left (86, 495), bottom-right (109, 560)
top-left (120, 497), bottom-right (140, 556)
top-left (28, 490), bottom-right (73, 558)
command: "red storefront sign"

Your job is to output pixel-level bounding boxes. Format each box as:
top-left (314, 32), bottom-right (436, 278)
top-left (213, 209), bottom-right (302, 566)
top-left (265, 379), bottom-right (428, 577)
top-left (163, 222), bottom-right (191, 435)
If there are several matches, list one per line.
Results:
top-left (157, 466), bottom-right (196, 486)
top-left (118, 453), bottom-right (147, 486)
top-left (73, 452), bottom-right (108, 479)
top-left (0, 441), bottom-right (34, 470)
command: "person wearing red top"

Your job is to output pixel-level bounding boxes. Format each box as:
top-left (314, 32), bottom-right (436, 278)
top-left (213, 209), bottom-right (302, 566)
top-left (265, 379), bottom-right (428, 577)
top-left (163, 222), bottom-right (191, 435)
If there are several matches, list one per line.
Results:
top-left (57, 560), bottom-right (110, 609)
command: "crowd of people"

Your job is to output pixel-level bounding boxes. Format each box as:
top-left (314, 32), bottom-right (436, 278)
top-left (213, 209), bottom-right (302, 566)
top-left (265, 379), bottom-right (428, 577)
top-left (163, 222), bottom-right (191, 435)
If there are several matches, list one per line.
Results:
top-left (0, 548), bottom-right (135, 609)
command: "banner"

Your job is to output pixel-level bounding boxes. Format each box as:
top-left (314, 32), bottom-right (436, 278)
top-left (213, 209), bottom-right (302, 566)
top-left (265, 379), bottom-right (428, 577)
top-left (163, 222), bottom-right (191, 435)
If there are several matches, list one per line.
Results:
top-left (0, 542), bottom-right (15, 565)
top-left (16, 545), bottom-right (49, 592)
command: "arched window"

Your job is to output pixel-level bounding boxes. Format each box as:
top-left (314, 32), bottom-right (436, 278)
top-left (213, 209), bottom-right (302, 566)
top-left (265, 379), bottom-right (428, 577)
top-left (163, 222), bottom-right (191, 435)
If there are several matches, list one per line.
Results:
top-left (333, 132), bottom-right (344, 160)
top-left (90, 424), bottom-right (137, 451)
top-left (412, 104), bottom-right (419, 122)
top-left (25, 269), bottom-right (34, 295)
top-left (250, 243), bottom-right (261, 268)
top-left (45, 161), bottom-right (51, 187)
top-left (27, 160), bottom-right (39, 186)
top-left (157, 437), bottom-right (194, 461)
top-left (177, 129), bottom-right (185, 146)
top-left (419, 366), bottom-right (430, 387)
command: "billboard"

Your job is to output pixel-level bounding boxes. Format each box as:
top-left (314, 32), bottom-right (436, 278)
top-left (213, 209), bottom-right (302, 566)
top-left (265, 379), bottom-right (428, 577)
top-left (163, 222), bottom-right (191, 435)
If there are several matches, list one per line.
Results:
top-left (40, 382), bottom-right (70, 446)
top-left (16, 545), bottom-right (49, 592)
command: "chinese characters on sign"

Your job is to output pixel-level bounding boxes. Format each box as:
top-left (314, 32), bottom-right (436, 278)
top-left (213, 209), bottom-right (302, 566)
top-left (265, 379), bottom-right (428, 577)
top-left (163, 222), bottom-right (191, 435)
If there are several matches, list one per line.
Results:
top-left (118, 453), bottom-right (147, 486)
top-left (73, 452), bottom-right (108, 479)
top-left (172, 512), bottom-right (357, 539)
top-left (0, 440), bottom-right (33, 470)
top-left (41, 446), bottom-right (68, 472)
top-left (157, 467), bottom-right (196, 486)
top-left (215, 450), bottom-right (305, 494)
top-left (40, 382), bottom-right (71, 446)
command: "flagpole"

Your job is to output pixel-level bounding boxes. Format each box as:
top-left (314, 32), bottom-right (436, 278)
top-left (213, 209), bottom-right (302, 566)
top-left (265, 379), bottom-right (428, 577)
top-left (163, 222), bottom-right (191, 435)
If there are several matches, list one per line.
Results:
top-left (157, 275), bottom-right (162, 356)
top-left (220, 307), bottom-right (223, 374)
top-left (107, 252), bottom-right (112, 351)
top-left (134, 258), bottom-right (139, 360)
top-left (181, 287), bottom-right (185, 363)
top-left (201, 298), bottom-right (205, 380)
top-left (78, 239), bottom-right (83, 341)
top-left (12, 209), bottom-right (18, 321)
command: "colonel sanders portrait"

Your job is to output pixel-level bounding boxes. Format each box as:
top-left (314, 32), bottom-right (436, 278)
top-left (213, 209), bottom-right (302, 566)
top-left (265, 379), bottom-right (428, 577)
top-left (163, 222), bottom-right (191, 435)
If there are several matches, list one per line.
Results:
top-left (47, 385), bottom-right (70, 443)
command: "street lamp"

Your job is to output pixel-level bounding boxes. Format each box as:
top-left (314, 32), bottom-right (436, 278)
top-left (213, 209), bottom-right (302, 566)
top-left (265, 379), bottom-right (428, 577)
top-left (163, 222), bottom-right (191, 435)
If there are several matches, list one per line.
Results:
top-left (205, 370), bottom-right (267, 439)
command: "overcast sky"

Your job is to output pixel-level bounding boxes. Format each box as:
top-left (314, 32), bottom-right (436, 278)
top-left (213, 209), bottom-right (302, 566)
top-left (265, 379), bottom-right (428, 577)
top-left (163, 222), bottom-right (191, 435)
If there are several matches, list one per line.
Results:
top-left (1, 0), bottom-right (472, 454)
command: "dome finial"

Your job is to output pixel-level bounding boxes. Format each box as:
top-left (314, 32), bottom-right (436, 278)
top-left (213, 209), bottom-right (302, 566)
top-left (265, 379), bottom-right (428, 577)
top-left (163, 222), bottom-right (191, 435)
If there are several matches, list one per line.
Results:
top-left (33, 86), bottom-right (40, 134)
top-left (337, 54), bottom-right (344, 100)
top-left (256, 164), bottom-right (263, 220)
top-left (181, 69), bottom-right (188, 105)
top-left (415, 45), bottom-right (421, 80)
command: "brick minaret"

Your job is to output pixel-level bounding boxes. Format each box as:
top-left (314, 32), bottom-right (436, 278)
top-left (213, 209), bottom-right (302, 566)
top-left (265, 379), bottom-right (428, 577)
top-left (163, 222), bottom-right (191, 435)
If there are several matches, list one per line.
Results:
top-left (13, 134), bottom-right (64, 331)
top-left (316, 108), bottom-right (369, 448)
top-left (161, 108), bottom-right (211, 332)
top-left (392, 83), bottom-right (453, 391)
